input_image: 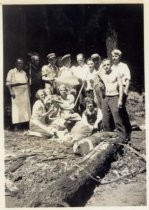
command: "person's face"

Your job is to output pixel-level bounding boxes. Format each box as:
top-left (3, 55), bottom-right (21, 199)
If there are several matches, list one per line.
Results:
top-left (16, 59), bottom-right (24, 70)
top-left (48, 58), bottom-right (56, 66)
top-left (33, 56), bottom-right (40, 66)
top-left (93, 58), bottom-right (101, 68)
top-left (102, 60), bottom-right (111, 72)
top-left (87, 60), bottom-right (95, 71)
top-left (87, 103), bottom-right (94, 112)
top-left (45, 88), bottom-right (52, 96)
top-left (77, 55), bottom-right (85, 66)
top-left (59, 87), bottom-right (67, 97)
top-left (38, 91), bottom-right (45, 101)
top-left (112, 54), bottom-right (120, 64)
top-left (64, 57), bottom-right (71, 67)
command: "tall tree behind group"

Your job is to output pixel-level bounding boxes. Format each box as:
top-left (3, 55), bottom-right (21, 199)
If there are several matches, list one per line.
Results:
top-left (106, 20), bottom-right (118, 58)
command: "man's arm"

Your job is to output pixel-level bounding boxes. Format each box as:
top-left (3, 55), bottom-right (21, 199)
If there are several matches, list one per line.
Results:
top-left (124, 79), bottom-right (130, 95)
top-left (123, 63), bottom-right (131, 95)
top-left (82, 112), bottom-right (93, 130)
top-left (117, 75), bottom-right (123, 107)
top-left (41, 66), bottom-right (55, 82)
top-left (93, 108), bottom-right (103, 129)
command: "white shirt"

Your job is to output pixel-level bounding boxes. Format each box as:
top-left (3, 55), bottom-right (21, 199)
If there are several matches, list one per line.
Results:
top-left (86, 69), bottom-right (97, 90)
top-left (58, 66), bottom-right (74, 77)
top-left (100, 69), bottom-right (120, 96)
top-left (111, 62), bottom-right (131, 86)
top-left (82, 108), bottom-right (103, 130)
top-left (72, 64), bottom-right (89, 81)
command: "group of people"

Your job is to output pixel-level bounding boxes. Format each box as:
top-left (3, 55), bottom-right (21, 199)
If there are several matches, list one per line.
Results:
top-left (6, 49), bottom-right (132, 143)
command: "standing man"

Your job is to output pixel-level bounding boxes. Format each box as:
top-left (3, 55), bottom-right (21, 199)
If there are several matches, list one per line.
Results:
top-left (111, 49), bottom-right (132, 139)
top-left (86, 58), bottom-right (97, 91)
top-left (72, 53), bottom-right (89, 81)
top-left (91, 53), bottom-right (101, 71)
top-left (100, 58), bottom-right (127, 143)
top-left (41, 53), bottom-right (59, 93)
top-left (91, 53), bottom-right (105, 109)
top-left (26, 53), bottom-right (43, 106)
top-left (71, 53), bottom-right (89, 112)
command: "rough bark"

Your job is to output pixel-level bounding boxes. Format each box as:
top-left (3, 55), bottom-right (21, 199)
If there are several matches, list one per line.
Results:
top-left (28, 141), bottom-right (118, 207)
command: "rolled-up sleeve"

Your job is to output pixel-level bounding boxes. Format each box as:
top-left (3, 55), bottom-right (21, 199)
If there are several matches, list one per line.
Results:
top-left (94, 108), bottom-right (103, 127)
top-left (123, 64), bottom-right (131, 81)
top-left (41, 66), bottom-right (47, 77)
top-left (6, 69), bottom-right (13, 85)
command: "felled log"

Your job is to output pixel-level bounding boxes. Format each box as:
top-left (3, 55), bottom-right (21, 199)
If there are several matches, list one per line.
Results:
top-left (28, 140), bottom-right (118, 207)
top-left (73, 131), bottom-right (118, 156)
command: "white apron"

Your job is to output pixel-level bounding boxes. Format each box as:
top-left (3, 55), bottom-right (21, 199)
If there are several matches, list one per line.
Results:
top-left (6, 68), bottom-right (31, 124)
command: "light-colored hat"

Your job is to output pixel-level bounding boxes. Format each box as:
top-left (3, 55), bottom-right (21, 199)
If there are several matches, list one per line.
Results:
top-left (91, 53), bottom-right (101, 59)
top-left (111, 49), bottom-right (122, 56)
top-left (47, 53), bottom-right (56, 60)
top-left (61, 54), bottom-right (71, 62)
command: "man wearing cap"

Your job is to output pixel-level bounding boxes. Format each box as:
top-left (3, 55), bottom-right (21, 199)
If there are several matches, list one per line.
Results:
top-left (90, 53), bottom-right (105, 109)
top-left (58, 54), bottom-right (74, 77)
top-left (25, 53), bottom-right (43, 106)
top-left (41, 53), bottom-right (59, 93)
top-left (111, 48), bottom-right (132, 138)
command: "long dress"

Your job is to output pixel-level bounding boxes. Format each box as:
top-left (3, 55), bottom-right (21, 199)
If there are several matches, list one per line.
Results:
top-left (6, 68), bottom-right (31, 124)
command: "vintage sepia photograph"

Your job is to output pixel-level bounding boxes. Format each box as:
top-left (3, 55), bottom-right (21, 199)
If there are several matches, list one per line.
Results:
top-left (2, 2), bottom-right (146, 207)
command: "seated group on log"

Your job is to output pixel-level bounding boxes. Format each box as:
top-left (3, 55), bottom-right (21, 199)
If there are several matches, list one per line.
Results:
top-left (6, 49), bottom-right (132, 144)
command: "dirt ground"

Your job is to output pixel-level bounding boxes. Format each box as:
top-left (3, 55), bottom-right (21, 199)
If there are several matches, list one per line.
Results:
top-left (86, 131), bottom-right (146, 206)
top-left (86, 91), bottom-right (146, 206)
top-left (5, 91), bottom-right (146, 207)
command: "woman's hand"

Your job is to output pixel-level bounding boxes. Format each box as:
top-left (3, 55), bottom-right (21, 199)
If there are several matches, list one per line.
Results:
top-left (11, 93), bottom-right (15, 99)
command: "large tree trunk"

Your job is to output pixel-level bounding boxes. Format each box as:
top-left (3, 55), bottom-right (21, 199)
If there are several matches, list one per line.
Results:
top-left (28, 140), bottom-right (119, 207)
top-left (106, 20), bottom-right (118, 58)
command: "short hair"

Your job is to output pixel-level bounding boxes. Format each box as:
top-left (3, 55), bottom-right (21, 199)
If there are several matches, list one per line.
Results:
top-left (35, 89), bottom-right (45, 99)
top-left (111, 49), bottom-right (122, 57)
top-left (16, 58), bottom-right (24, 63)
top-left (58, 84), bottom-right (68, 91)
top-left (86, 57), bottom-right (94, 63)
top-left (44, 88), bottom-right (52, 95)
top-left (102, 58), bottom-right (111, 64)
top-left (31, 55), bottom-right (40, 61)
top-left (91, 53), bottom-right (101, 60)
top-left (76, 53), bottom-right (84, 59)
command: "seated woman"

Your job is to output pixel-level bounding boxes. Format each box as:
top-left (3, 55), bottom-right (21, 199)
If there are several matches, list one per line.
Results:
top-left (58, 85), bottom-right (81, 119)
top-left (29, 89), bottom-right (57, 138)
top-left (82, 99), bottom-right (103, 133)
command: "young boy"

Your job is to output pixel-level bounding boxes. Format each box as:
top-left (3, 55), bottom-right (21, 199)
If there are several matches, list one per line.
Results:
top-left (82, 99), bottom-right (103, 132)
